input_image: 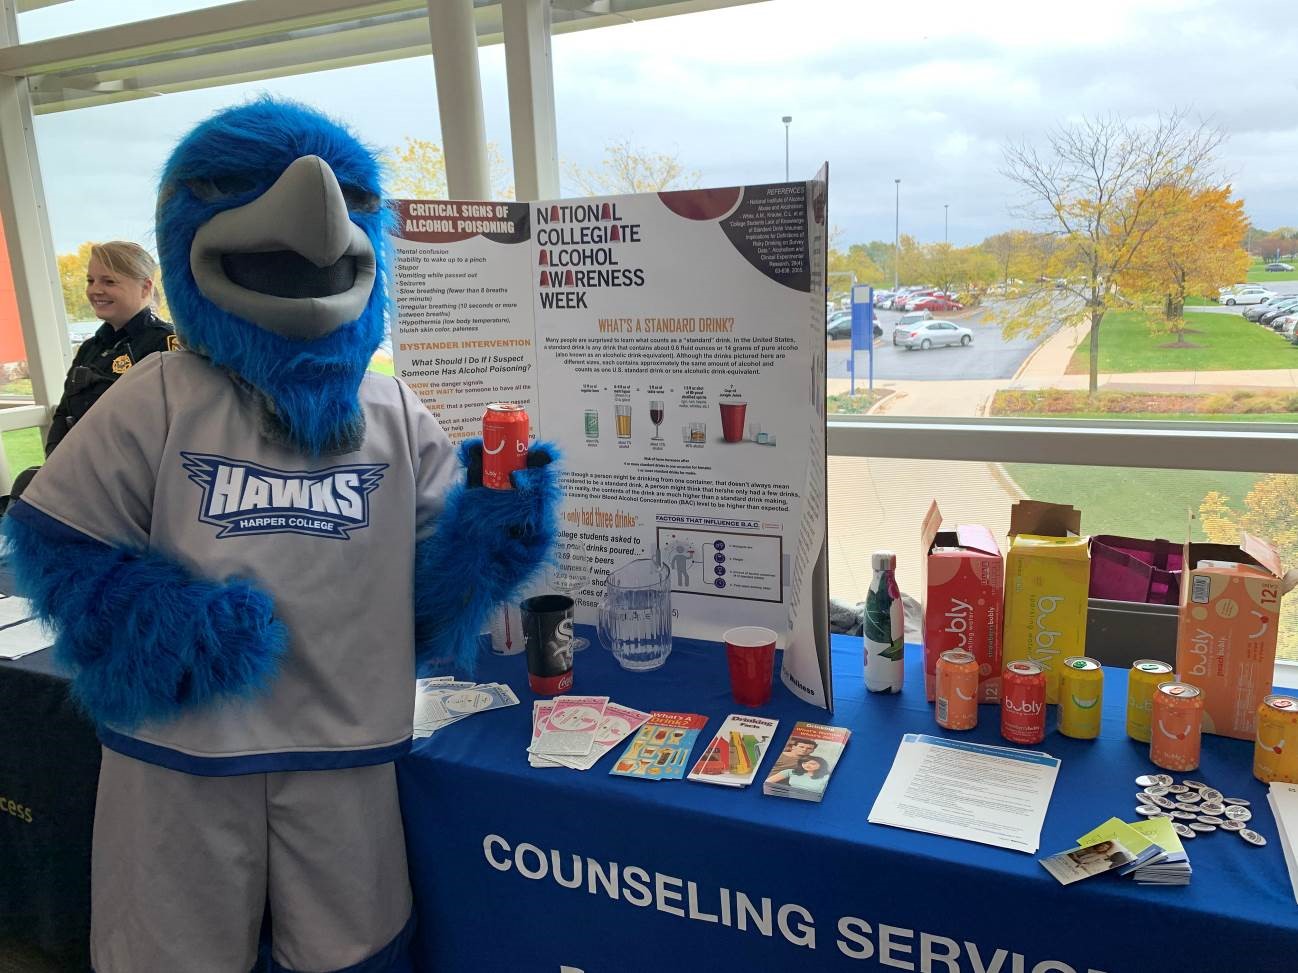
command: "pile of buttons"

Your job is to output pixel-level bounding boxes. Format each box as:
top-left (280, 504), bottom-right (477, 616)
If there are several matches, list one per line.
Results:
top-left (1133, 774), bottom-right (1266, 846)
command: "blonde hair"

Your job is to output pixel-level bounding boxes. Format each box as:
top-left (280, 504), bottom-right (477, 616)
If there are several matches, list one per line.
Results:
top-left (90, 241), bottom-right (157, 282)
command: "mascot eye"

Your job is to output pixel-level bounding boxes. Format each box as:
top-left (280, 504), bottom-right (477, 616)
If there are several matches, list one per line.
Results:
top-left (341, 184), bottom-right (381, 214)
top-left (185, 175), bottom-right (258, 202)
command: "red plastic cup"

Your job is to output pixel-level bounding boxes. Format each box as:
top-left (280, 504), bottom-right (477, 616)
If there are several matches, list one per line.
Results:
top-left (719, 401), bottom-right (747, 443)
top-left (724, 626), bottom-right (777, 706)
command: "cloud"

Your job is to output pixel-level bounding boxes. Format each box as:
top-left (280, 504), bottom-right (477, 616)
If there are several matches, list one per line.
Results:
top-left (25, 0), bottom-right (1298, 253)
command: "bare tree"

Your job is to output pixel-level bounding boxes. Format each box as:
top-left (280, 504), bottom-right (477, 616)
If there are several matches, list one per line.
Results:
top-left (564, 139), bottom-right (699, 196)
top-left (999, 111), bottom-right (1225, 392)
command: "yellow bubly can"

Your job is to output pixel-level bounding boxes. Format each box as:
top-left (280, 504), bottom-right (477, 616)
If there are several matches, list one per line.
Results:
top-left (1059, 656), bottom-right (1103, 739)
top-left (1126, 659), bottom-right (1174, 743)
top-left (1255, 695), bottom-right (1298, 784)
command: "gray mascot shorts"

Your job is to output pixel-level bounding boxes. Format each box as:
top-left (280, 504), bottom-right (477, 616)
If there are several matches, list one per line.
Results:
top-left (90, 747), bottom-right (413, 973)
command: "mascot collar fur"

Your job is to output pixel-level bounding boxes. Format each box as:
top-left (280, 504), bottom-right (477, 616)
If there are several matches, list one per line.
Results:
top-left (157, 97), bottom-right (388, 455)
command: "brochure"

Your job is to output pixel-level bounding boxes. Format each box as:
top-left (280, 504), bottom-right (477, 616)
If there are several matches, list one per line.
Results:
top-left (687, 714), bottom-right (780, 788)
top-left (762, 721), bottom-right (852, 802)
top-left (1127, 817), bottom-right (1191, 886)
top-left (528, 701), bottom-right (562, 768)
top-left (610, 712), bottom-right (708, 781)
top-left (1269, 783), bottom-right (1298, 904)
top-left (1076, 817), bottom-right (1164, 875)
top-left (413, 678), bottom-right (518, 738)
top-left (530, 695), bottom-right (609, 757)
top-left (1039, 839), bottom-right (1136, 886)
top-left (550, 703), bottom-right (652, 771)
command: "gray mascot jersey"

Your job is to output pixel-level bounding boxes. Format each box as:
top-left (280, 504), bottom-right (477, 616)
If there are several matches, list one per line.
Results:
top-left (21, 350), bottom-right (457, 775)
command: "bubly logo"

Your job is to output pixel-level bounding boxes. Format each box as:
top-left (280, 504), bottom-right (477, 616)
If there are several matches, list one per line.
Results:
top-left (1188, 627), bottom-right (1212, 676)
top-left (943, 598), bottom-right (972, 648)
top-left (182, 452), bottom-right (386, 539)
top-left (1032, 595), bottom-right (1064, 659)
top-left (1004, 698), bottom-right (1043, 716)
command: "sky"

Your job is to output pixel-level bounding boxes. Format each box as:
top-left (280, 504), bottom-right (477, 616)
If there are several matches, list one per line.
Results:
top-left (17, 0), bottom-right (1298, 254)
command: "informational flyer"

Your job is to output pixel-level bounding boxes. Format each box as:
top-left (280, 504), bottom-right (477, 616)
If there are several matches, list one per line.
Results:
top-left (391, 176), bottom-right (830, 707)
top-left (868, 734), bottom-right (1061, 854)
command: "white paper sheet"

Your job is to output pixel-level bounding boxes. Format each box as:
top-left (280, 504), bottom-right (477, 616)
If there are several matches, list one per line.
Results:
top-left (0, 595), bottom-right (35, 628)
top-left (868, 733), bottom-right (1060, 854)
top-left (1269, 783), bottom-right (1298, 906)
top-left (0, 617), bottom-right (53, 660)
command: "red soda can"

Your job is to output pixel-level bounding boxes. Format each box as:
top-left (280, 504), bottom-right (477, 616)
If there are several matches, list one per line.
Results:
top-left (482, 403), bottom-right (529, 489)
top-left (936, 650), bottom-right (979, 730)
top-left (1001, 660), bottom-right (1047, 745)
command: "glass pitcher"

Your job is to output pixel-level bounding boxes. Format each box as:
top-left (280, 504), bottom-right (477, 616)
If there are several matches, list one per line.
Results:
top-left (597, 558), bottom-right (672, 671)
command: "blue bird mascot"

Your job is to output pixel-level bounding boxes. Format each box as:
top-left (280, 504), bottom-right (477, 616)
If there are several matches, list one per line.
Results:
top-left (2, 98), bottom-right (558, 973)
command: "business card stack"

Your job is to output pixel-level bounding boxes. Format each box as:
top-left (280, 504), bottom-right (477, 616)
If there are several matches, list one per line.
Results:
top-left (1269, 782), bottom-right (1298, 904)
top-left (413, 676), bottom-right (520, 737)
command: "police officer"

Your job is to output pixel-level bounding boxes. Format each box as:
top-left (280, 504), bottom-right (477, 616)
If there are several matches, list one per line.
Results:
top-left (45, 241), bottom-right (176, 455)
top-left (1, 243), bottom-right (174, 510)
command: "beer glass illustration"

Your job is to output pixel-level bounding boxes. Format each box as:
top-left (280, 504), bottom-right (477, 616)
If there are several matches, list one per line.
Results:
top-left (650, 400), bottom-right (664, 440)
top-left (719, 400), bottom-right (747, 443)
top-left (615, 404), bottom-right (632, 439)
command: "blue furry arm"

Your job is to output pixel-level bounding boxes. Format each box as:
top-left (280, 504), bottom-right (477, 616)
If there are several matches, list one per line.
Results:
top-left (2, 502), bottom-right (287, 729)
top-left (414, 440), bottom-right (561, 672)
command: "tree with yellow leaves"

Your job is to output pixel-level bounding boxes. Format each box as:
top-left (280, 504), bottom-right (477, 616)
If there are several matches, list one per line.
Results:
top-left (1199, 480), bottom-right (1298, 661)
top-left (564, 139), bottom-right (699, 197)
top-left (384, 137), bottom-right (514, 200)
top-left (1117, 185), bottom-right (1249, 342)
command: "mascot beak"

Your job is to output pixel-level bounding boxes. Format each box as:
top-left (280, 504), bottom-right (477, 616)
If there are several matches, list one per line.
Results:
top-left (188, 155), bottom-right (378, 341)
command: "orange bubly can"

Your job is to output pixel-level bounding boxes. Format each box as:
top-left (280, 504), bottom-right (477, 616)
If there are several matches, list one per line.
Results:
top-left (482, 403), bottom-right (529, 489)
top-left (935, 650), bottom-right (979, 730)
top-left (1126, 659), bottom-right (1174, 743)
top-left (1255, 695), bottom-right (1298, 784)
top-left (1150, 681), bottom-right (1203, 772)
top-left (1001, 660), bottom-right (1047, 745)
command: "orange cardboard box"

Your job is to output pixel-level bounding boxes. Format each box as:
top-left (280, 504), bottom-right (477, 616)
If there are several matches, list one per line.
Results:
top-left (1001, 501), bottom-right (1089, 705)
top-left (921, 502), bottom-right (1003, 703)
top-left (1176, 533), bottom-right (1297, 740)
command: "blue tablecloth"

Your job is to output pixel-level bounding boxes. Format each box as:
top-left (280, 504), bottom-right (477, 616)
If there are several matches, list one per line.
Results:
top-left (397, 633), bottom-right (1297, 973)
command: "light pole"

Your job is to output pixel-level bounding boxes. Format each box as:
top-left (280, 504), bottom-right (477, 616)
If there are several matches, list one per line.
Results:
top-left (782, 115), bottom-right (792, 181)
top-left (893, 179), bottom-right (900, 291)
top-left (944, 204), bottom-right (949, 244)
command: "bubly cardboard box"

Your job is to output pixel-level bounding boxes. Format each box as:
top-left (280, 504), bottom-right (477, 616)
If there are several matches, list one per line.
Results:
top-left (1176, 533), bottom-right (1297, 740)
top-left (1002, 501), bottom-right (1089, 704)
top-left (921, 502), bottom-right (1004, 703)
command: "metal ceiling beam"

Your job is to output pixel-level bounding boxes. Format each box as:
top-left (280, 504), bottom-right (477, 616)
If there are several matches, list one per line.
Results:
top-left (0, 1), bottom-right (767, 114)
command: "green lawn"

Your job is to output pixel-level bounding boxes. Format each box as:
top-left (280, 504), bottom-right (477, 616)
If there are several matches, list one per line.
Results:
top-left (2, 427), bottom-right (43, 476)
top-left (1067, 308), bottom-right (1295, 374)
top-left (1005, 411), bottom-right (1298, 423)
top-left (1247, 261), bottom-right (1298, 283)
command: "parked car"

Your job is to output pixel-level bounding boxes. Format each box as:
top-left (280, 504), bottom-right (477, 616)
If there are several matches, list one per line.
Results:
top-left (1260, 300), bottom-right (1298, 326)
top-left (907, 294), bottom-right (965, 312)
top-left (1265, 262), bottom-right (1295, 272)
top-left (1277, 315), bottom-right (1298, 340)
top-left (872, 289), bottom-right (896, 308)
top-left (888, 287), bottom-right (930, 310)
top-left (1244, 297), bottom-right (1298, 322)
top-left (895, 319), bottom-right (972, 350)
top-left (1221, 286), bottom-right (1276, 306)
top-left (826, 312), bottom-right (852, 339)
top-left (890, 310), bottom-right (934, 344)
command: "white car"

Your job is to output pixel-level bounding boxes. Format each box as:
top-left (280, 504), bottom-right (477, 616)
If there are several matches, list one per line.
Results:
top-left (895, 319), bottom-right (973, 350)
top-left (1221, 286), bottom-right (1275, 306)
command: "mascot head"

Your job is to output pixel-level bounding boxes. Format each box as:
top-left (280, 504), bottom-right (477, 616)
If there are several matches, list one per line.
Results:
top-left (157, 98), bottom-right (389, 455)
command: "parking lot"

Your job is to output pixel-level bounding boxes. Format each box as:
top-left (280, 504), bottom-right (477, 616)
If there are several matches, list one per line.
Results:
top-left (826, 304), bottom-right (1059, 381)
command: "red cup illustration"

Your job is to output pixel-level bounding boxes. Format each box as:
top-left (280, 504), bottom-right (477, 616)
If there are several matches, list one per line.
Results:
top-left (719, 401), bottom-right (747, 443)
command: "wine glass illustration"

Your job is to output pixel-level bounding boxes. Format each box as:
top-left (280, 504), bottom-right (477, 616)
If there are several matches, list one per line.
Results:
top-left (650, 400), bottom-right (664, 441)
top-left (546, 535), bottom-right (591, 651)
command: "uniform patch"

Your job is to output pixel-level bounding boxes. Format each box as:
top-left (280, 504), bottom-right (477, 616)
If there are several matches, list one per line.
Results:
top-left (166, 334), bottom-right (181, 352)
top-left (181, 452), bottom-right (386, 539)
top-left (111, 354), bottom-right (132, 374)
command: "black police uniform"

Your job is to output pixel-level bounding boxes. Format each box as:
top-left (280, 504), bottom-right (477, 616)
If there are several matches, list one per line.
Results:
top-left (45, 307), bottom-right (176, 456)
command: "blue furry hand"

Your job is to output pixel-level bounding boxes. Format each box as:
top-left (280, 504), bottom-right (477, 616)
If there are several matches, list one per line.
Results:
top-left (2, 508), bottom-right (287, 729)
top-left (414, 440), bottom-right (561, 671)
